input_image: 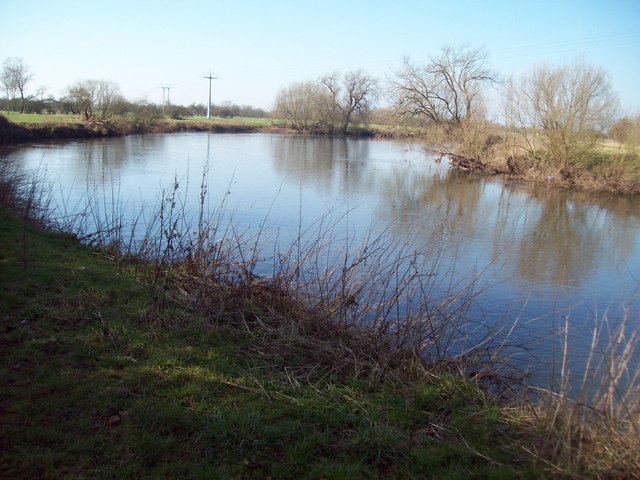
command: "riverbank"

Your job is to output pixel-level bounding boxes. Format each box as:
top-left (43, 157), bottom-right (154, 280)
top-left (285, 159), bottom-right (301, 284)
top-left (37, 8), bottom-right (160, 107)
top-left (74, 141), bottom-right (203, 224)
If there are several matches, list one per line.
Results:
top-left (454, 146), bottom-right (640, 196)
top-left (435, 124), bottom-right (640, 196)
top-left (0, 209), bottom-right (543, 479)
top-left (0, 113), bottom-right (294, 145)
top-left (2, 113), bottom-right (638, 196)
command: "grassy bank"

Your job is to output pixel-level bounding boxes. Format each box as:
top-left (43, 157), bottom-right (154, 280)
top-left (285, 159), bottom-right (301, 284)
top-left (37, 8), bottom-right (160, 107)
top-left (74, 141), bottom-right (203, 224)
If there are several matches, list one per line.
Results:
top-left (0, 209), bottom-right (545, 479)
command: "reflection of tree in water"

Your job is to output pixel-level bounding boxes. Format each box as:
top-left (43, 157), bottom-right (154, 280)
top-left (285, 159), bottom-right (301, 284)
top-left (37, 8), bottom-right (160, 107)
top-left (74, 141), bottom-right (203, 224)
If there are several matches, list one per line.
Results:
top-left (488, 184), bottom-right (638, 288)
top-left (512, 185), bottom-right (637, 287)
top-left (378, 166), bottom-right (639, 289)
top-left (270, 135), bottom-right (375, 195)
top-left (517, 190), bottom-right (598, 287)
top-left (377, 166), bottom-right (488, 251)
top-left (80, 135), bottom-right (168, 184)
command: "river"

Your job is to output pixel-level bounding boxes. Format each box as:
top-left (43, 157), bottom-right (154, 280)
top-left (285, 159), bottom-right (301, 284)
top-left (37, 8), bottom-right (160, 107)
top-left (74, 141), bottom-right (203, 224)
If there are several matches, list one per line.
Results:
top-left (5, 132), bottom-right (640, 390)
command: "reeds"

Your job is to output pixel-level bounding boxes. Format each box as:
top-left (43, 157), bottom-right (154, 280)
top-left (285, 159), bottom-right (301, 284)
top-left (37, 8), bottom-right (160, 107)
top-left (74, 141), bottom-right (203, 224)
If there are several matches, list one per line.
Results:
top-left (521, 304), bottom-right (640, 478)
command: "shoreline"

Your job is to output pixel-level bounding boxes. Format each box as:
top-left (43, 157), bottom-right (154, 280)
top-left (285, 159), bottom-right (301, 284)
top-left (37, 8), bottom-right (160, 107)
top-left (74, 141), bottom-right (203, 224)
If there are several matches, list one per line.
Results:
top-left (2, 114), bottom-right (637, 195)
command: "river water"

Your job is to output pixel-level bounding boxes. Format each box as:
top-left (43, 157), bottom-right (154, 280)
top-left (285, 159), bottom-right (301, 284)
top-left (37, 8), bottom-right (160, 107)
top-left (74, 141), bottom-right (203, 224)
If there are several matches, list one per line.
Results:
top-left (6, 132), bottom-right (640, 389)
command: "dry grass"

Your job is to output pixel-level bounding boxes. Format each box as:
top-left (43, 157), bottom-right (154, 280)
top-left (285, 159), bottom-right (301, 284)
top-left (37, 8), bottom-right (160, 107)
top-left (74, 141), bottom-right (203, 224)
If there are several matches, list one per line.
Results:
top-left (514, 308), bottom-right (640, 479)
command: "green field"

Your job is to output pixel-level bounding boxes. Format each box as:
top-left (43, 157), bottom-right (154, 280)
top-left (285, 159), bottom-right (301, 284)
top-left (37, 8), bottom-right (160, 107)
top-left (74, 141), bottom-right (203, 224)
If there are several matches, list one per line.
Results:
top-left (180, 115), bottom-right (278, 126)
top-left (2, 112), bottom-right (83, 124)
top-left (1, 111), bottom-right (277, 127)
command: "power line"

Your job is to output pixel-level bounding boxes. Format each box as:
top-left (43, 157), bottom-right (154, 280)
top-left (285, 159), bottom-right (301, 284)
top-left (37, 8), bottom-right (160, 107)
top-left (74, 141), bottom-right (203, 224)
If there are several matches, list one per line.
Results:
top-left (492, 31), bottom-right (640, 61)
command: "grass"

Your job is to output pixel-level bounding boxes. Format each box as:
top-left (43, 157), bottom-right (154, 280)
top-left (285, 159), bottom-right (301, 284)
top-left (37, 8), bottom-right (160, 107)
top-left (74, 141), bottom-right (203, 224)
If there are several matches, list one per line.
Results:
top-left (2, 112), bottom-right (276, 128)
top-left (2, 112), bottom-right (83, 124)
top-left (179, 115), bottom-right (278, 127)
top-left (0, 208), bottom-right (543, 479)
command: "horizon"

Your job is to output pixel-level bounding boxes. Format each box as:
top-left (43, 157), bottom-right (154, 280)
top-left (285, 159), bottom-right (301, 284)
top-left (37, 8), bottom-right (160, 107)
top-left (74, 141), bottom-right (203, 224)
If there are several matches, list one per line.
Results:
top-left (1, 0), bottom-right (639, 116)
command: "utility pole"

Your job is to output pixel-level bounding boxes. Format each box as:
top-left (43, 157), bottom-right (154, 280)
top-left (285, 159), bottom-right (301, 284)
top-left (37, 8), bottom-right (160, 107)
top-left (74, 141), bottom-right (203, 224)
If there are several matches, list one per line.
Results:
top-left (161, 85), bottom-right (171, 114)
top-left (204, 70), bottom-right (218, 119)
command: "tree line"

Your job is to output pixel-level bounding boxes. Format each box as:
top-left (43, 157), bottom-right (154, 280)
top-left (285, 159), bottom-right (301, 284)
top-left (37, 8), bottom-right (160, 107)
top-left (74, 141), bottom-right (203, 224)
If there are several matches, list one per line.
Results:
top-left (0, 58), bottom-right (267, 122)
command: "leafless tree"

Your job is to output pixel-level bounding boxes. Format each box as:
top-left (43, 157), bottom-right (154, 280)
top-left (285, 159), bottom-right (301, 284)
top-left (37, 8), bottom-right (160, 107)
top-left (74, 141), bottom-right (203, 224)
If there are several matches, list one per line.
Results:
top-left (274, 80), bottom-right (330, 132)
top-left (65, 79), bottom-right (124, 122)
top-left (508, 61), bottom-right (619, 167)
top-left (320, 70), bottom-right (378, 133)
top-left (1, 57), bottom-right (34, 113)
top-left (389, 45), bottom-right (496, 125)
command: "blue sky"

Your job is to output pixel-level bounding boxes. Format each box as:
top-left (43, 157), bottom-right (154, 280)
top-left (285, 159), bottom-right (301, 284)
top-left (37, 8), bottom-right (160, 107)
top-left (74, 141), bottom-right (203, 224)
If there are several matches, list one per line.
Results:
top-left (1, 0), bottom-right (639, 115)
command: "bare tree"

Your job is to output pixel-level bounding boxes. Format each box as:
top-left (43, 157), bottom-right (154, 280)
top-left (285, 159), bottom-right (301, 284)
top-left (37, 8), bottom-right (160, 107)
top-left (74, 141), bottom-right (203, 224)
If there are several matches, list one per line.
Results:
top-left (509, 61), bottom-right (619, 167)
top-left (275, 71), bottom-right (377, 134)
top-left (1, 57), bottom-right (34, 113)
top-left (274, 80), bottom-right (329, 132)
top-left (320, 70), bottom-right (378, 133)
top-left (65, 79), bottom-right (124, 122)
top-left (389, 45), bottom-right (496, 125)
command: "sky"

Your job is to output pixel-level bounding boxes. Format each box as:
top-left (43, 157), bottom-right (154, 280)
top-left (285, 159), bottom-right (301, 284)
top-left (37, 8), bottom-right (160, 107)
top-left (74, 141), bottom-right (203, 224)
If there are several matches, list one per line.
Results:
top-left (1, 0), bottom-right (639, 115)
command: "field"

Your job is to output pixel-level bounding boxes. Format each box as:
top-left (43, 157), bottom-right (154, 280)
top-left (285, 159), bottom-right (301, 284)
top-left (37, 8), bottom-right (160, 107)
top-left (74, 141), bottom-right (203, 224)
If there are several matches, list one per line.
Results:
top-left (3, 112), bottom-right (83, 124)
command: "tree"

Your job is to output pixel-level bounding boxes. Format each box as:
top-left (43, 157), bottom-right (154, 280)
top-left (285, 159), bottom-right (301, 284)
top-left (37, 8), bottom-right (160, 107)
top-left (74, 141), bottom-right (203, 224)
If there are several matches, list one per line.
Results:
top-left (389, 45), bottom-right (496, 125)
top-left (274, 80), bottom-right (329, 132)
top-left (1, 57), bottom-right (34, 113)
top-left (320, 70), bottom-right (377, 133)
top-left (609, 115), bottom-right (640, 146)
top-left (275, 71), bottom-right (377, 134)
top-left (508, 61), bottom-right (619, 167)
top-left (65, 79), bottom-right (124, 122)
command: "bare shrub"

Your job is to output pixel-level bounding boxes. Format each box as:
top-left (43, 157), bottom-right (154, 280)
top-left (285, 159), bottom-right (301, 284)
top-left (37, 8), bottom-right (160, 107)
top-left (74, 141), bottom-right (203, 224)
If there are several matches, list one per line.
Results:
top-left (506, 60), bottom-right (619, 169)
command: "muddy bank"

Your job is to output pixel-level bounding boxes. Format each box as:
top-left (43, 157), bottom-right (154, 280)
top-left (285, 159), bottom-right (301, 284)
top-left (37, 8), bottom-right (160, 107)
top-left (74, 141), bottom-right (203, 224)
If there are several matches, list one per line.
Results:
top-left (445, 148), bottom-right (640, 196)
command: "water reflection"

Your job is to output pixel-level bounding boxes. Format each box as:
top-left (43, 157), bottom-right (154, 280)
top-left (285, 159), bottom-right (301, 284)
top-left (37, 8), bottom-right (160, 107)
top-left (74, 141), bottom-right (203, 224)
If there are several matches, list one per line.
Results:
top-left (270, 135), bottom-right (376, 196)
top-left (374, 162), bottom-right (639, 291)
top-left (8, 133), bottom-right (640, 337)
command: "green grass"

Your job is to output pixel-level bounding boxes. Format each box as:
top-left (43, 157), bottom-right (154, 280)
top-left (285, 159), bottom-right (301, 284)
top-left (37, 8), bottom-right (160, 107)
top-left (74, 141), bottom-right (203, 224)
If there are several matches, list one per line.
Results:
top-left (2, 112), bottom-right (83, 124)
top-left (179, 115), bottom-right (278, 126)
top-left (0, 209), bottom-right (544, 479)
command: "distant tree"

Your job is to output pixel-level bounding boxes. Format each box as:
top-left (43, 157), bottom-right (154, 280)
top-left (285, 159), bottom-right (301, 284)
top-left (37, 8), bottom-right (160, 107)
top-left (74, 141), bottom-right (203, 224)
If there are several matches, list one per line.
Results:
top-left (188, 102), bottom-right (207, 117)
top-left (508, 60), bottom-right (619, 167)
top-left (320, 70), bottom-right (378, 133)
top-left (128, 100), bottom-right (163, 130)
top-left (214, 101), bottom-right (241, 118)
top-left (1, 57), bottom-right (34, 113)
top-left (609, 115), bottom-right (640, 146)
top-left (64, 80), bottom-right (125, 122)
top-left (389, 45), bottom-right (496, 125)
